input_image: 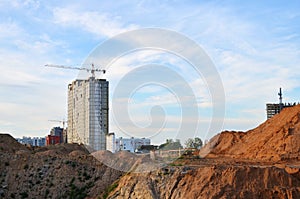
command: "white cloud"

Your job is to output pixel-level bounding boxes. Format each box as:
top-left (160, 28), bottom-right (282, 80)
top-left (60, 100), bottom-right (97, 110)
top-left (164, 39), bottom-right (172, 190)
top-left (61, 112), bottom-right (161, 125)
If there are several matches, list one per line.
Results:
top-left (3, 0), bottom-right (40, 9)
top-left (0, 45), bottom-right (74, 137)
top-left (52, 7), bottom-right (139, 37)
top-left (0, 21), bottom-right (24, 39)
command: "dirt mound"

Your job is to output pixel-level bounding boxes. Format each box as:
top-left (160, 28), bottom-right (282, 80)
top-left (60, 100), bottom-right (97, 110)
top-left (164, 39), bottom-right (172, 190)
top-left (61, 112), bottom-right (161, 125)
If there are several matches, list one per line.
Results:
top-left (39, 143), bottom-right (89, 155)
top-left (0, 134), bottom-right (124, 199)
top-left (109, 163), bottom-right (300, 199)
top-left (35, 149), bottom-right (64, 156)
top-left (68, 150), bottom-right (87, 157)
top-left (201, 105), bottom-right (300, 161)
top-left (91, 150), bottom-right (161, 172)
top-left (92, 150), bottom-right (143, 172)
top-left (0, 134), bottom-right (29, 153)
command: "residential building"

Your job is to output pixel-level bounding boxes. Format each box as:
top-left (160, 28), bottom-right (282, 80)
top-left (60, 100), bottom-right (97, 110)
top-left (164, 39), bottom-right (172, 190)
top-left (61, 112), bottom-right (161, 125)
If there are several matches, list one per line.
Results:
top-left (67, 77), bottom-right (109, 151)
top-left (32, 137), bottom-right (46, 146)
top-left (16, 136), bottom-right (46, 146)
top-left (106, 132), bottom-right (116, 153)
top-left (106, 133), bottom-right (151, 153)
top-left (46, 135), bottom-right (61, 145)
top-left (50, 127), bottom-right (64, 143)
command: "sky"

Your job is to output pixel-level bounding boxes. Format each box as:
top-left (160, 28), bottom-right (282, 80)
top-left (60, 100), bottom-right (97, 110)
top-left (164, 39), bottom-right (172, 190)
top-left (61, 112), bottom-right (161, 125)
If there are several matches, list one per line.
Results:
top-left (0, 0), bottom-right (300, 144)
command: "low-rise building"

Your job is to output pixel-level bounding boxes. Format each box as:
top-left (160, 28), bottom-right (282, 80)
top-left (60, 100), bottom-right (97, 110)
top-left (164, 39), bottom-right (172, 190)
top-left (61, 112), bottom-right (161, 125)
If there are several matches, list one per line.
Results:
top-left (106, 133), bottom-right (151, 153)
top-left (16, 136), bottom-right (46, 146)
top-left (106, 132), bottom-right (116, 153)
top-left (32, 137), bottom-right (46, 146)
top-left (46, 135), bottom-right (61, 145)
top-left (50, 127), bottom-right (65, 143)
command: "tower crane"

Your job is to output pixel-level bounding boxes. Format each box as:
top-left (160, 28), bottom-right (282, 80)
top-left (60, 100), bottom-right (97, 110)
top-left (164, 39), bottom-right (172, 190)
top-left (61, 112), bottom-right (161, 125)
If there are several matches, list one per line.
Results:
top-left (45, 63), bottom-right (106, 78)
top-left (48, 119), bottom-right (68, 129)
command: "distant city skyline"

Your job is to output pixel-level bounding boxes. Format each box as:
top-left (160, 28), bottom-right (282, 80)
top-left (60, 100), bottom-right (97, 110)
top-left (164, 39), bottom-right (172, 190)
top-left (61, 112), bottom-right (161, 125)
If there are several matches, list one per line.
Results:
top-left (1, 1), bottom-right (300, 143)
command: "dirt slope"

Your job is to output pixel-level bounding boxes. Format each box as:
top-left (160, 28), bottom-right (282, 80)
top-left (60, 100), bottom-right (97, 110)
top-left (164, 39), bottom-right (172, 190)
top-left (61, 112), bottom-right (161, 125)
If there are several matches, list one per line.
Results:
top-left (201, 105), bottom-right (300, 161)
top-left (0, 134), bottom-right (123, 199)
top-left (0, 134), bottom-right (29, 154)
top-left (109, 163), bottom-right (300, 199)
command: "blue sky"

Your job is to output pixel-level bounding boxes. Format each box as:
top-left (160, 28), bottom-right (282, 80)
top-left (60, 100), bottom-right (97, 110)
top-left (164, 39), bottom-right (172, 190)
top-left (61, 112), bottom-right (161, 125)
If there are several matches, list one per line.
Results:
top-left (1, 0), bottom-right (300, 144)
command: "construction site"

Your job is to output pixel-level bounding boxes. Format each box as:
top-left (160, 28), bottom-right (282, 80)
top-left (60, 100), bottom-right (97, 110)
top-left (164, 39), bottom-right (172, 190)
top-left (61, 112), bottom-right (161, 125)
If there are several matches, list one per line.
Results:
top-left (2, 100), bottom-right (300, 198)
top-left (266, 88), bottom-right (299, 119)
top-left (4, 56), bottom-right (300, 199)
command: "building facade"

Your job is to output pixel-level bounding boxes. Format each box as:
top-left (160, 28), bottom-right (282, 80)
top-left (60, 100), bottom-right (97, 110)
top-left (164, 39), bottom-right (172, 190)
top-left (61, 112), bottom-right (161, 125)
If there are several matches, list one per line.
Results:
top-left (266, 88), bottom-right (299, 119)
top-left (106, 132), bottom-right (116, 153)
top-left (266, 103), bottom-right (298, 119)
top-left (106, 133), bottom-right (151, 153)
top-left (16, 136), bottom-right (46, 146)
top-left (46, 135), bottom-right (61, 145)
top-left (67, 77), bottom-right (109, 151)
top-left (50, 127), bottom-right (64, 143)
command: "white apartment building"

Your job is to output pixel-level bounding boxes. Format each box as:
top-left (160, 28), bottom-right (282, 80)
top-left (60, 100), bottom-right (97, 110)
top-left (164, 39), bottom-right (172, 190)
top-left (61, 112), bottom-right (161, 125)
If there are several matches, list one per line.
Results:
top-left (106, 132), bottom-right (116, 153)
top-left (67, 77), bottom-right (109, 151)
top-left (106, 133), bottom-right (151, 153)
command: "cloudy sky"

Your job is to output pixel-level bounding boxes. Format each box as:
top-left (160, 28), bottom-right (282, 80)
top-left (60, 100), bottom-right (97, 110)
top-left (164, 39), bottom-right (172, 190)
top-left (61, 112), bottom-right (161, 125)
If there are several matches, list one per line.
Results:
top-left (1, 0), bottom-right (300, 143)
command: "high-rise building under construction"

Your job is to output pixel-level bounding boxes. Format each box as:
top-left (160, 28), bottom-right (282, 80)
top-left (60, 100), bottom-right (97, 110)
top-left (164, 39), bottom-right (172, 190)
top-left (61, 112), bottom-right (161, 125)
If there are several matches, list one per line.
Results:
top-left (266, 88), bottom-right (298, 119)
top-left (67, 77), bottom-right (109, 151)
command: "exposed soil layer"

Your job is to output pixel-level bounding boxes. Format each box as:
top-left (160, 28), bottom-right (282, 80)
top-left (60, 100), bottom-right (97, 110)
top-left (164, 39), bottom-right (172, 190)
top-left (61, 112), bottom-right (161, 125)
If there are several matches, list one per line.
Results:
top-left (109, 105), bottom-right (300, 199)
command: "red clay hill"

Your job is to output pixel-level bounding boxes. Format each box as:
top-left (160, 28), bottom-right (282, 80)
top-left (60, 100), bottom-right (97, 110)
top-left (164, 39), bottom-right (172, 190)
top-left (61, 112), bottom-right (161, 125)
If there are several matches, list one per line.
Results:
top-left (201, 104), bottom-right (300, 161)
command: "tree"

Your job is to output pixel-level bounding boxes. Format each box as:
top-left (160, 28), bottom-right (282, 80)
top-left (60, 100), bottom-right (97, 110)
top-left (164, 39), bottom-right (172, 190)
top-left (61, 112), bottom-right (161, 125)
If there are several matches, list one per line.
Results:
top-left (185, 137), bottom-right (203, 149)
